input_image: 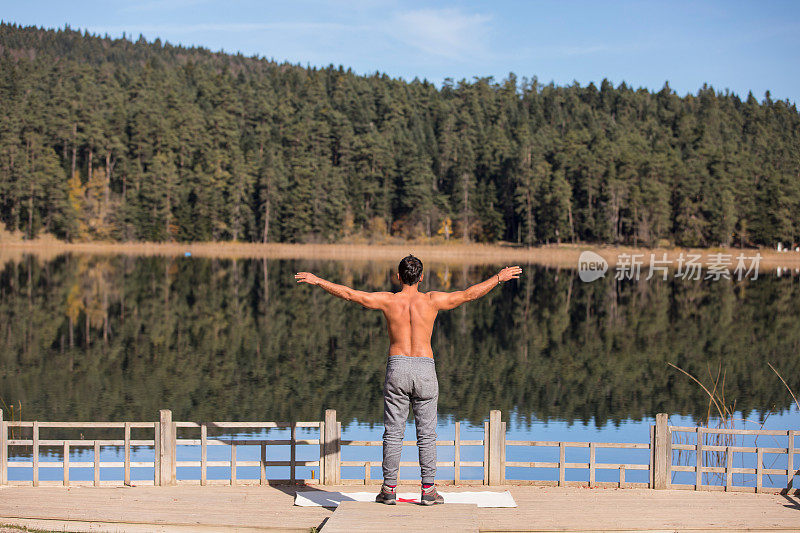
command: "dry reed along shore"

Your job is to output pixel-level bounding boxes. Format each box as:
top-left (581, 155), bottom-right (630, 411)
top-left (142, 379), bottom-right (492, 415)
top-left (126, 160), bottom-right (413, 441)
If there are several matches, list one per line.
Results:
top-left (2, 241), bottom-right (800, 271)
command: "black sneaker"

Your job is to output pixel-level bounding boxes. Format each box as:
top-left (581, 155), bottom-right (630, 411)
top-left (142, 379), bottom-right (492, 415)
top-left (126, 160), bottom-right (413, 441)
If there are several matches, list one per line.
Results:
top-left (375, 484), bottom-right (397, 505)
top-left (420, 484), bottom-right (444, 505)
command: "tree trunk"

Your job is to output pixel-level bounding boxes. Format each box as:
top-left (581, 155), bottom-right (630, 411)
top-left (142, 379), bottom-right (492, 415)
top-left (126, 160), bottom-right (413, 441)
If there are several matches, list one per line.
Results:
top-left (462, 173), bottom-right (470, 243)
top-left (27, 138), bottom-right (33, 239)
top-left (71, 123), bottom-right (77, 178)
top-left (104, 151), bottom-right (112, 209)
top-left (568, 202), bottom-right (575, 243)
top-left (28, 181), bottom-right (33, 239)
top-left (263, 196), bottom-right (270, 243)
top-left (526, 189), bottom-right (533, 245)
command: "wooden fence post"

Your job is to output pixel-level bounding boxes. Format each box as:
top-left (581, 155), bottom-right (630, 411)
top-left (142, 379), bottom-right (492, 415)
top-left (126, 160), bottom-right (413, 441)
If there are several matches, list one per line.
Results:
top-left (158, 409), bottom-right (175, 486)
top-left (695, 428), bottom-right (703, 490)
top-left (0, 409), bottom-right (6, 486)
top-left (488, 410), bottom-right (503, 485)
top-left (654, 413), bottom-right (670, 489)
top-left (787, 430), bottom-right (796, 494)
top-left (454, 421), bottom-right (461, 484)
top-left (648, 425), bottom-right (654, 488)
top-left (124, 422), bottom-right (131, 486)
top-left (32, 421), bottom-right (39, 487)
top-left (154, 418), bottom-right (161, 485)
top-left (323, 409), bottom-right (340, 485)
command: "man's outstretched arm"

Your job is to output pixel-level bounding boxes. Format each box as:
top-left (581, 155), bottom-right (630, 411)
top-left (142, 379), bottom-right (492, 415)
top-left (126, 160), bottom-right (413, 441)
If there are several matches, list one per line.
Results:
top-left (430, 266), bottom-right (522, 311)
top-left (295, 272), bottom-right (388, 310)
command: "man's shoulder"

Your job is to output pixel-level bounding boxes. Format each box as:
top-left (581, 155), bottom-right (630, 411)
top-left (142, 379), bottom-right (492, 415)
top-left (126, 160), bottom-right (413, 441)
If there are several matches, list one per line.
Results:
top-left (418, 291), bottom-right (447, 304)
top-left (370, 291), bottom-right (394, 300)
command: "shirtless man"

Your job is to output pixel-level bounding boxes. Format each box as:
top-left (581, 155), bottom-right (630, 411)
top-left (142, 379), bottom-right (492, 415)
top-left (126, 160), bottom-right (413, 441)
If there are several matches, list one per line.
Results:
top-left (295, 255), bottom-right (522, 505)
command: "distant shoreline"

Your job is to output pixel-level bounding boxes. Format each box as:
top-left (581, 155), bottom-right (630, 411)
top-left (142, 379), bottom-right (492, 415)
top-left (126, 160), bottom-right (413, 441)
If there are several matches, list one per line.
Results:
top-left (2, 240), bottom-right (800, 270)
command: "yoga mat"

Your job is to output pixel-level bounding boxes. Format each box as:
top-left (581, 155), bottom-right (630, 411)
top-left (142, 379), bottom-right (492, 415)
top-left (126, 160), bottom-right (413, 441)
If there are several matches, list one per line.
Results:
top-left (294, 490), bottom-right (516, 508)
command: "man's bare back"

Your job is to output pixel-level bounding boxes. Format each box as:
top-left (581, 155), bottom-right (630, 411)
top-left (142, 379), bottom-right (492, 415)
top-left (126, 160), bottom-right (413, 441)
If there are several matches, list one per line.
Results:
top-left (294, 265), bottom-right (523, 358)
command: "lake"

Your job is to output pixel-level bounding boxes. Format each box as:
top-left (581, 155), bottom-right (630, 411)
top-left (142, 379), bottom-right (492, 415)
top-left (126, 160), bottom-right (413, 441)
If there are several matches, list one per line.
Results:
top-left (1, 252), bottom-right (798, 486)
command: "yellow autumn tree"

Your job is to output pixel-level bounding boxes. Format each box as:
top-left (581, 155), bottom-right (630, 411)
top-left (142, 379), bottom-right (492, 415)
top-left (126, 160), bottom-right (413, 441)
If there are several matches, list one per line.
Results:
top-left (67, 170), bottom-right (89, 241)
top-left (437, 216), bottom-right (453, 241)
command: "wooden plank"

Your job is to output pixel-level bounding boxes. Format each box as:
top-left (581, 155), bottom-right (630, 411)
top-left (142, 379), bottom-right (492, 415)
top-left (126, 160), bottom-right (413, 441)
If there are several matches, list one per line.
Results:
top-left (589, 442), bottom-right (596, 488)
top-left (323, 410), bottom-right (340, 485)
top-left (124, 423), bottom-right (131, 486)
top-left (318, 421), bottom-right (324, 484)
top-left (505, 440), bottom-right (648, 449)
top-left (0, 409), bottom-right (5, 485)
top-left (338, 461), bottom-right (379, 469)
top-left (260, 443), bottom-right (266, 485)
top-left (363, 463), bottom-right (369, 484)
top-left (154, 419), bottom-right (161, 486)
top-left (619, 465), bottom-right (625, 488)
top-left (789, 430), bottom-right (796, 492)
top-left (454, 421), bottom-right (460, 484)
top-left (696, 428), bottom-right (703, 490)
top-left (322, 501), bottom-right (479, 533)
top-left (725, 446), bottom-right (732, 491)
top-left (654, 413), bottom-right (668, 489)
top-left (595, 442), bottom-right (650, 449)
top-left (290, 422), bottom-right (296, 485)
top-left (649, 424), bottom-right (654, 488)
top-left (32, 439), bottom-right (154, 446)
top-left (158, 409), bottom-right (174, 486)
top-left (337, 421), bottom-right (342, 484)
top-left (506, 440), bottom-right (581, 447)
top-left (32, 421), bottom-right (39, 487)
top-left (63, 442), bottom-right (69, 486)
top-left (669, 426), bottom-right (788, 436)
top-left (558, 442), bottom-right (565, 487)
top-left (488, 410), bottom-right (501, 485)
top-left (596, 463), bottom-right (648, 470)
top-left (177, 438), bottom-right (320, 446)
top-left (181, 460), bottom-right (317, 468)
top-left (483, 421), bottom-right (489, 485)
top-left (94, 441), bottom-right (100, 486)
top-left (500, 421), bottom-right (506, 484)
top-left (200, 423), bottom-right (207, 486)
top-left (171, 421), bottom-right (177, 482)
top-left (756, 448), bottom-right (763, 493)
top-left (34, 422), bottom-right (152, 428)
top-left (174, 421), bottom-right (319, 428)
top-left (230, 443), bottom-right (237, 485)
top-left (683, 444), bottom-right (786, 454)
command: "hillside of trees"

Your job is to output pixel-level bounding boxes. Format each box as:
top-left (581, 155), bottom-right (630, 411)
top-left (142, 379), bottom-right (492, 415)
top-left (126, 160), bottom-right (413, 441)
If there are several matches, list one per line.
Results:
top-left (1, 23), bottom-right (799, 247)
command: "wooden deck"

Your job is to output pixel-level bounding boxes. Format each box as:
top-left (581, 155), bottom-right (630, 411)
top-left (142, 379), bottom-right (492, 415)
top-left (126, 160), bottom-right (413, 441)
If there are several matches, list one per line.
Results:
top-left (0, 484), bottom-right (798, 532)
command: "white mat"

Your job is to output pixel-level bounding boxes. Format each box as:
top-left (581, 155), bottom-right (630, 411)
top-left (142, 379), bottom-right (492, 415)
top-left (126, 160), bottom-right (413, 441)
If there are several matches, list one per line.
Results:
top-left (294, 490), bottom-right (516, 508)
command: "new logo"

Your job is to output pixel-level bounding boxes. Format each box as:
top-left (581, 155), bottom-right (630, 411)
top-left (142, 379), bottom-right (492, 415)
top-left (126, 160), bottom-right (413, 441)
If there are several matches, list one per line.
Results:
top-left (578, 251), bottom-right (608, 282)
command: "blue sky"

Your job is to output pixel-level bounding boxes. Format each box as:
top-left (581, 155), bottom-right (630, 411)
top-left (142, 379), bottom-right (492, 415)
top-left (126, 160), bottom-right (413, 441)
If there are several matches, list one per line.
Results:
top-left (3, 0), bottom-right (799, 104)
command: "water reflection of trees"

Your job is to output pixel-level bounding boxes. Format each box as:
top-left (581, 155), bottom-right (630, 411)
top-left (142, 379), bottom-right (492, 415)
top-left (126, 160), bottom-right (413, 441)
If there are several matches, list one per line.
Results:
top-left (0, 254), bottom-right (798, 428)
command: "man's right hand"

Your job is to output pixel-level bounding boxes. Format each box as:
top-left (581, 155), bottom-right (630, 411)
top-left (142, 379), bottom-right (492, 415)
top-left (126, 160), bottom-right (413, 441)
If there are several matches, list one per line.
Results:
top-left (498, 266), bottom-right (523, 282)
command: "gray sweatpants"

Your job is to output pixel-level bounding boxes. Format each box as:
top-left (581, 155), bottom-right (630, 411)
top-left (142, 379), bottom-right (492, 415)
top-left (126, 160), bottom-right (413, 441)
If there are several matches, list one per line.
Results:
top-left (382, 354), bottom-right (439, 485)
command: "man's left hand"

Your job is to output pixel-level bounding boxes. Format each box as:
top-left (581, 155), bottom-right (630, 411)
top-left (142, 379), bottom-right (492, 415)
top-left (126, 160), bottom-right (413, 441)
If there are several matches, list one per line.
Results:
top-left (295, 272), bottom-right (321, 285)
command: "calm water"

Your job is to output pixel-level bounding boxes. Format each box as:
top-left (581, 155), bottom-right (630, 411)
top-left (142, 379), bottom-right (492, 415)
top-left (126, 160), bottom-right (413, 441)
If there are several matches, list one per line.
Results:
top-left (1, 253), bottom-right (798, 486)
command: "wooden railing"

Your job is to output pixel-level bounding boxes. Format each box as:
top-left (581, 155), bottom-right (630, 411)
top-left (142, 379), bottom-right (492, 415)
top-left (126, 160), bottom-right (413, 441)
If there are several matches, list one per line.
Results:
top-left (669, 424), bottom-right (798, 494)
top-left (173, 419), bottom-right (324, 486)
top-left (337, 419), bottom-right (490, 486)
top-left (0, 409), bottom-right (796, 493)
top-left (0, 419), bottom-right (156, 487)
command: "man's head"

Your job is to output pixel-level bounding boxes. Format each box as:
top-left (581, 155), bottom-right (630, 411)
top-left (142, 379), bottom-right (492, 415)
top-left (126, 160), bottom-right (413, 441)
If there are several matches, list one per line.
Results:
top-left (398, 254), bottom-right (423, 285)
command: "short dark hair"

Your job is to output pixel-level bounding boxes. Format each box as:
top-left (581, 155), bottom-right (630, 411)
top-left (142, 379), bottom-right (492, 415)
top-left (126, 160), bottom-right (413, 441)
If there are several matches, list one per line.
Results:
top-left (398, 255), bottom-right (423, 285)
